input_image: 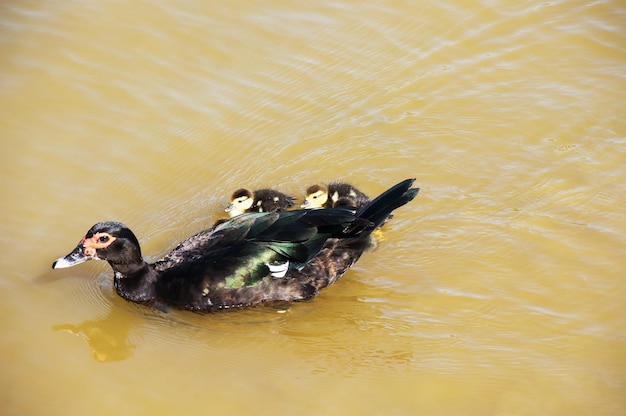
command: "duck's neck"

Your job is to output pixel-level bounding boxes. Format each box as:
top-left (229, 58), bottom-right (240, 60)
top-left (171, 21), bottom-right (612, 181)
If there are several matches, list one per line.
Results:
top-left (111, 260), bottom-right (158, 304)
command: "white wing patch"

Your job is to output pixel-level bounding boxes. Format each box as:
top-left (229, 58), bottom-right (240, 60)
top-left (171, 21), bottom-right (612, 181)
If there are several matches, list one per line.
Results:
top-left (267, 261), bottom-right (289, 278)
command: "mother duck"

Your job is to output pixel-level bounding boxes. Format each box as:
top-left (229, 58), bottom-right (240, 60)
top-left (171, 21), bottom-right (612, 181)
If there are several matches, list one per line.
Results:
top-left (52, 178), bottom-right (419, 312)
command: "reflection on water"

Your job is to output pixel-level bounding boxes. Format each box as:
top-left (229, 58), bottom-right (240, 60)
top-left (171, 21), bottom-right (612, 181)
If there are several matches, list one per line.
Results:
top-left (51, 295), bottom-right (296, 363)
top-left (2, 0), bottom-right (626, 414)
top-left (53, 309), bottom-right (136, 363)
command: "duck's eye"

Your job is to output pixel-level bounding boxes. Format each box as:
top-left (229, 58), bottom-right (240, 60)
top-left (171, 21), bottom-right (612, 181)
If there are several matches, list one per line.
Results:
top-left (98, 235), bottom-right (109, 243)
top-left (312, 195), bottom-right (318, 199)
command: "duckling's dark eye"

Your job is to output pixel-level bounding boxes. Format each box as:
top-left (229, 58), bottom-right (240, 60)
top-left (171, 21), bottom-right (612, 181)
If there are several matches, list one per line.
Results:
top-left (98, 235), bottom-right (109, 243)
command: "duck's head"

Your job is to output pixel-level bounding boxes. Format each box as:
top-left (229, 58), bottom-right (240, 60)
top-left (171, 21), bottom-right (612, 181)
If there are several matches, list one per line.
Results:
top-left (302, 184), bottom-right (329, 209)
top-left (225, 188), bottom-right (255, 217)
top-left (52, 221), bottom-right (142, 269)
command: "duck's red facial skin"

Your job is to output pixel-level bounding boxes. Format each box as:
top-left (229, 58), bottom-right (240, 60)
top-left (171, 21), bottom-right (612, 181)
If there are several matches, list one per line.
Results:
top-left (82, 232), bottom-right (116, 257)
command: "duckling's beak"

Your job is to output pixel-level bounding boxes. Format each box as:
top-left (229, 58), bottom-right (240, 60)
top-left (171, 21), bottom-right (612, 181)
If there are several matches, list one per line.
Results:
top-left (301, 200), bottom-right (311, 208)
top-left (52, 240), bottom-right (94, 269)
top-left (225, 204), bottom-right (234, 213)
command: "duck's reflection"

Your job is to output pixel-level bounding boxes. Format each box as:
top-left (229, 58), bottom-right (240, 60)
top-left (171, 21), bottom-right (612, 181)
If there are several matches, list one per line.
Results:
top-left (52, 306), bottom-right (136, 363)
top-left (51, 291), bottom-right (295, 363)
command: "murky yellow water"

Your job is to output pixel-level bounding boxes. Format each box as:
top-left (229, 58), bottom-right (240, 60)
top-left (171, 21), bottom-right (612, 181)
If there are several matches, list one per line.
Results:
top-left (1, 0), bottom-right (625, 414)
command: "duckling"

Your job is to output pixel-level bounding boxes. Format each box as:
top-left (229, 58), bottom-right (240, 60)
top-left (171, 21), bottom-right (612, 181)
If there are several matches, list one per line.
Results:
top-left (333, 196), bottom-right (358, 209)
top-left (52, 179), bottom-right (419, 312)
top-left (302, 182), bottom-right (370, 210)
top-left (226, 188), bottom-right (295, 217)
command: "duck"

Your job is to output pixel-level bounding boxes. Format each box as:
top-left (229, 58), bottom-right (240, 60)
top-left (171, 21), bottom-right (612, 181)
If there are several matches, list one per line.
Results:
top-left (302, 182), bottom-right (370, 210)
top-left (52, 178), bottom-right (419, 312)
top-left (225, 188), bottom-right (295, 217)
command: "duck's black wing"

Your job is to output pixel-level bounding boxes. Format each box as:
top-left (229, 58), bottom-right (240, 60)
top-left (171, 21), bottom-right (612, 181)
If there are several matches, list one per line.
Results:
top-left (154, 208), bottom-right (356, 288)
top-left (153, 228), bottom-right (217, 271)
top-left (153, 208), bottom-right (308, 271)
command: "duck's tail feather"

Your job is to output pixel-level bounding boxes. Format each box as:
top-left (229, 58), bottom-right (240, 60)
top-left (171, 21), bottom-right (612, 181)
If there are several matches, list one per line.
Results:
top-left (342, 178), bottom-right (419, 236)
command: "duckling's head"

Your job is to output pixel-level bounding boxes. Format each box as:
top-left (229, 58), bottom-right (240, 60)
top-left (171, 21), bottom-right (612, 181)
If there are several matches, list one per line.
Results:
top-left (302, 184), bottom-right (329, 209)
top-left (226, 188), bottom-right (255, 217)
top-left (52, 221), bottom-right (142, 269)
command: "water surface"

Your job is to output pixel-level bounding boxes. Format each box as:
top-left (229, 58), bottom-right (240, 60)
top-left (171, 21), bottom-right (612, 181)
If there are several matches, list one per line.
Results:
top-left (1, 0), bottom-right (625, 415)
